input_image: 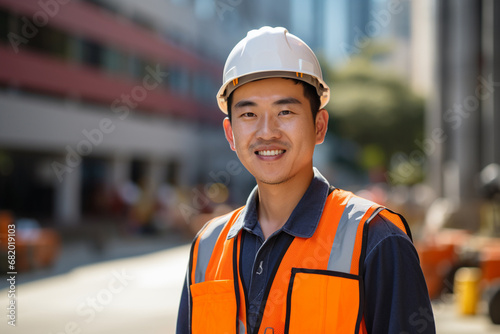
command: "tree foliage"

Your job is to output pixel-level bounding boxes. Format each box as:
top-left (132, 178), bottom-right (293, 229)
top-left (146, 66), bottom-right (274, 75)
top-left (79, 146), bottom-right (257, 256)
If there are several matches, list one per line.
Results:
top-left (323, 46), bottom-right (425, 183)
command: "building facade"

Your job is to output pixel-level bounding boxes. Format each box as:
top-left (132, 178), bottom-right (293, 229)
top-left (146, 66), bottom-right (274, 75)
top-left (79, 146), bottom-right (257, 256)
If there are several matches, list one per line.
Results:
top-left (0, 0), bottom-right (244, 225)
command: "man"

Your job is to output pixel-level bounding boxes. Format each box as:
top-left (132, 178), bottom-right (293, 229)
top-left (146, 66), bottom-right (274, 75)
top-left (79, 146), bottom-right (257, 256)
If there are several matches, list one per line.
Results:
top-left (177, 26), bottom-right (435, 334)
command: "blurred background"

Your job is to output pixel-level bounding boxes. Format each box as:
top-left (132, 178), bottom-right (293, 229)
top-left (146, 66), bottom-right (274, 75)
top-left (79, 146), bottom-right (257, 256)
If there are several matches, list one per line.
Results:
top-left (0, 0), bottom-right (499, 333)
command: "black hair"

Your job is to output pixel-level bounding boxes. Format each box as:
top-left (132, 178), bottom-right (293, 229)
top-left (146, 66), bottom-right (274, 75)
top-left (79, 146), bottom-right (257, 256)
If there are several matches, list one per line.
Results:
top-left (226, 79), bottom-right (321, 123)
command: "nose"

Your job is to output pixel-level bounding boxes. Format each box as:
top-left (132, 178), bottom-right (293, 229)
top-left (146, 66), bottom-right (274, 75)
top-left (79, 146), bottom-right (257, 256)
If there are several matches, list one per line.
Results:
top-left (256, 113), bottom-right (281, 140)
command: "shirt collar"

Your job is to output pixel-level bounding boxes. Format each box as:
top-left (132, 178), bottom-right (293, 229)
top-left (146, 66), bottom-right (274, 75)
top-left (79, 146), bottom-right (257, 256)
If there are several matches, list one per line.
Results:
top-left (227, 168), bottom-right (331, 239)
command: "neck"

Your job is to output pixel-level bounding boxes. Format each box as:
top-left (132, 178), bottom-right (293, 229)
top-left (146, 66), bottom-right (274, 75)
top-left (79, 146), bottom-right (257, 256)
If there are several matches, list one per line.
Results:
top-left (256, 167), bottom-right (314, 240)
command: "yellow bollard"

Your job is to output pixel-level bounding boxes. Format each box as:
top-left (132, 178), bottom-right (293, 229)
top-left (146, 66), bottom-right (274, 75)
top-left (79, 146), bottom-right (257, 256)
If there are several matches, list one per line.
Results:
top-left (454, 267), bottom-right (482, 315)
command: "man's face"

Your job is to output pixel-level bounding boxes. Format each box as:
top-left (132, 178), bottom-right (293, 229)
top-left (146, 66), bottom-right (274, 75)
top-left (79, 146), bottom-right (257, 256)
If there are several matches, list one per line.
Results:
top-left (223, 78), bottom-right (328, 186)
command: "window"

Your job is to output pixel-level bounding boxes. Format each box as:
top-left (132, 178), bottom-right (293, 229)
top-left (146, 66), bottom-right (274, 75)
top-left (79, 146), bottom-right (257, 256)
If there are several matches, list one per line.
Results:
top-left (102, 47), bottom-right (127, 76)
top-left (30, 25), bottom-right (70, 60)
top-left (169, 67), bottom-right (190, 95)
top-left (0, 9), bottom-right (8, 43)
top-left (81, 39), bottom-right (103, 67)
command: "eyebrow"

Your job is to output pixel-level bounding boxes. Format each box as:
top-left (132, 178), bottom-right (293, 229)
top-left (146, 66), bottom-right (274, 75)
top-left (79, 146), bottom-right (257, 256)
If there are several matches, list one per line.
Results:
top-left (273, 97), bottom-right (302, 106)
top-left (233, 97), bottom-right (302, 109)
top-left (233, 100), bottom-right (257, 109)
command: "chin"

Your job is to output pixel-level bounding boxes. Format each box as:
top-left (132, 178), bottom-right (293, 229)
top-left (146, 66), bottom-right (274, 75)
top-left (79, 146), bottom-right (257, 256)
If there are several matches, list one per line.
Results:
top-left (258, 178), bottom-right (291, 186)
top-left (254, 171), bottom-right (294, 186)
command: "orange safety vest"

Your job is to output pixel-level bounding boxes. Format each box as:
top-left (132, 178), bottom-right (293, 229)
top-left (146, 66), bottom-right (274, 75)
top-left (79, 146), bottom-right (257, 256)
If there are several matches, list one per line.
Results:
top-left (187, 188), bottom-right (411, 334)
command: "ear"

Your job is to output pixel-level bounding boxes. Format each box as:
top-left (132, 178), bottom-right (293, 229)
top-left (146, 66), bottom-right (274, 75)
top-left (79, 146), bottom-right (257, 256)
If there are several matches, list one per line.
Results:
top-left (223, 117), bottom-right (236, 151)
top-left (315, 109), bottom-right (329, 145)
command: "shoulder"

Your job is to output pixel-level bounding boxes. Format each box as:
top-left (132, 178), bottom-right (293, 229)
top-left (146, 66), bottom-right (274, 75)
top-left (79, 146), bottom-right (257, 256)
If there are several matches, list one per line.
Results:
top-left (194, 211), bottom-right (234, 242)
top-left (193, 208), bottom-right (242, 244)
top-left (365, 213), bottom-right (418, 265)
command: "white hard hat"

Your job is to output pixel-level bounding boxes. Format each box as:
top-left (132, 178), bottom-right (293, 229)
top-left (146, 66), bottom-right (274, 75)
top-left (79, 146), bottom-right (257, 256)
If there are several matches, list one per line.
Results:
top-left (216, 26), bottom-right (330, 114)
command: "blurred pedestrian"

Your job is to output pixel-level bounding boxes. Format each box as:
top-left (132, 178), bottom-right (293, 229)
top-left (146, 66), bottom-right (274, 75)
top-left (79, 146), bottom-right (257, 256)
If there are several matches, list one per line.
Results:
top-left (177, 26), bottom-right (435, 334)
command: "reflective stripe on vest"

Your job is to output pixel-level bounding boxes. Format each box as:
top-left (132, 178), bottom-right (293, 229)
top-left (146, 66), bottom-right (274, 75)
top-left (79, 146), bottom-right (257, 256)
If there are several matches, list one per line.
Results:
top-left (190, 209), bottom-right (244, 285)
top-left (188, 189), bottom-right (410, 334)
top-left (327, 195), bottom-right (381, 273)
top-left (194, 215), bottom-right (228, 283)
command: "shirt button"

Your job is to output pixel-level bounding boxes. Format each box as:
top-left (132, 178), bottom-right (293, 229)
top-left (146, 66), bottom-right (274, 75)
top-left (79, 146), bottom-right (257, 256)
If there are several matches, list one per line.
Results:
top-left (256, 260), bottom-right (263, 275)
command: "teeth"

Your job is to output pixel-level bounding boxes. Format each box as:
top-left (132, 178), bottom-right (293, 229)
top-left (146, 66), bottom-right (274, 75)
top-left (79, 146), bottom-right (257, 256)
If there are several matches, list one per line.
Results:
top-left (257, 150), bottom-right (284, 156)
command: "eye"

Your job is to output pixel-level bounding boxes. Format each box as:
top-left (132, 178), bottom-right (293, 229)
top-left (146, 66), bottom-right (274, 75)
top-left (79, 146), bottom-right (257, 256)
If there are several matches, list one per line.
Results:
top-left (279, 110), bottom-right (293, 116)
top-left (240, 112), bottom-right (256, 118)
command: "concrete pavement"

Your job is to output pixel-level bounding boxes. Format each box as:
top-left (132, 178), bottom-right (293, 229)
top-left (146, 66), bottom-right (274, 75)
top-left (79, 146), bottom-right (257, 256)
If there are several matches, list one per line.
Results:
top-left (433, 298), bottom-right (499, 333)
top-left (1, 241), bottom-right (190, 334)
top-left (1, 241), bottom-right (499, 333)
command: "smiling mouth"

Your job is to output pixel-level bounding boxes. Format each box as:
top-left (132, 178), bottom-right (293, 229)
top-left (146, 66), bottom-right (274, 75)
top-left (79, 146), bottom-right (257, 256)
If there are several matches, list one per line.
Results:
top-left (256, 149), bottom-right (285, 156)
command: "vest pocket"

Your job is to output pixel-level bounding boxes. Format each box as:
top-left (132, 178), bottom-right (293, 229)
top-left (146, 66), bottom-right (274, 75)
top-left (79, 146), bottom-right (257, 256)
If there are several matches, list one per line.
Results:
top-left (191, 279), bottom-right (237, 334)
top-left (285, 268), bottom-right (361, 334)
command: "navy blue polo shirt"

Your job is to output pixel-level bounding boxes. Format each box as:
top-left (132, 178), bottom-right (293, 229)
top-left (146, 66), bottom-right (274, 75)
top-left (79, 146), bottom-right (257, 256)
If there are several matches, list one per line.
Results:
top-left (176, 169), bottom-right (435, 334)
